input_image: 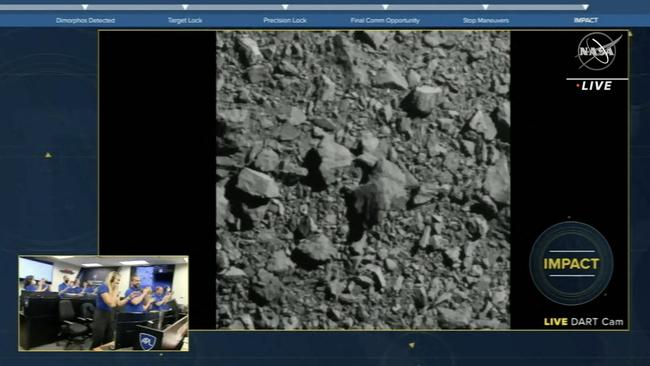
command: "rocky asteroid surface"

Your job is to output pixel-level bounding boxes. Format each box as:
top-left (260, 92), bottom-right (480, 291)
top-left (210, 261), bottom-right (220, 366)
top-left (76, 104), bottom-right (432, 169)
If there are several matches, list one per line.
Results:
top-left (217, 31), bottom-right (511, 330)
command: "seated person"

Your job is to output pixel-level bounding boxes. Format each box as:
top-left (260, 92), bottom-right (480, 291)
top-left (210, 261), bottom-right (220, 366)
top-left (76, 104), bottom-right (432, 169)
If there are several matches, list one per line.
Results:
top-left (58, 275), bottom-right (70, 292)
top-left (81, 281), bottom-right (96, 294)
top-left (65, 279), bottom-right (83, 294)
top-left (123, 276), bottom-right (152, 312)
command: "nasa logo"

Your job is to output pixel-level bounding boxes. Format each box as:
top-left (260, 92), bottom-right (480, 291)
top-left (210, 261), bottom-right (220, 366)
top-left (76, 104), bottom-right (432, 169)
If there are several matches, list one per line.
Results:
top-left (139, 333), bottom-right (157, 351)
top-left (576, 32), bottom-right (622, 71)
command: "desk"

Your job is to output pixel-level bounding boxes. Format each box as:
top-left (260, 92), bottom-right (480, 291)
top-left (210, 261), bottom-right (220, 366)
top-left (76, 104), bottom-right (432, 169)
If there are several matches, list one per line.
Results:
top-left (94, 316), bottom-right (189, 351)
top-left (135, 315), bottom-right (189, 350)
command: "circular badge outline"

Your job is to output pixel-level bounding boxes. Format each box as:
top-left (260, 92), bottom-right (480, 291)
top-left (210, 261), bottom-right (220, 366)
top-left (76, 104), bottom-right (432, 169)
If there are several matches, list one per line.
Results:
top-left (535, 230), bottom-right (610, 298)
top-left (529, 221), bottom-right (614, 306)
top-left (576, 32), bottom-right (617, 72)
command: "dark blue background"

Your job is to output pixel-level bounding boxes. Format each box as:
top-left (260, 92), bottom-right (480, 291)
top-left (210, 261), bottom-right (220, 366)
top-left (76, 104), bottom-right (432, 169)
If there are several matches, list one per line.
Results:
top-left (1, 28), bottom-right (649, 365)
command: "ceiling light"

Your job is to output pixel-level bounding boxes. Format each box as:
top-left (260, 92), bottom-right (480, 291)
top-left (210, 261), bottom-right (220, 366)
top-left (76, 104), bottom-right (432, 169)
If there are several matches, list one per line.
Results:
top-left (120, 260), bottom-right (149, 266)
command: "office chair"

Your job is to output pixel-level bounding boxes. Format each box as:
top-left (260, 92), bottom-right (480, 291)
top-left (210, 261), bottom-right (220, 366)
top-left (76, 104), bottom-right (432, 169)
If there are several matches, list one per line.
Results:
top-left (80, 302), bottom-right (95, 329)
top-left (58, 300), bottom-right (91, 350)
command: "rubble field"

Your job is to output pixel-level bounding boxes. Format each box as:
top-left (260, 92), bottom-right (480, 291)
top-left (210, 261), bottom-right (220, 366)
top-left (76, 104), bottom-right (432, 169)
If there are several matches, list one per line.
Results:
top-left (216, 30), bottom-right (511, 329)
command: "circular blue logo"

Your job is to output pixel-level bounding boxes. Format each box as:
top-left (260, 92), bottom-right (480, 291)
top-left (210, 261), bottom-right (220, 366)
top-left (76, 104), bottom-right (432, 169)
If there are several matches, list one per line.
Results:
top-left (529, 221), bottom-right (613, 306)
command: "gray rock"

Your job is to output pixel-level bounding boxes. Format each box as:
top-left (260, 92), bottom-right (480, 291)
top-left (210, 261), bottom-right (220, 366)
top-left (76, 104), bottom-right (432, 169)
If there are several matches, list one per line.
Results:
top-left (367, 265), bottom-right (387, 289)
top-left (216, 251), bottom-right (230, 273)
top-left (222, 267), bottom-right (247, 281)
top-left (275, 123), bottom-right (301, 141)
top-left (254, 148), bottom-right (280, 172)
top-left (496, 101), bottom-right (510, 127)
top-left (359, 131), bottom-right (380, 154)
top-left (251, 269), bottom-right (283, 305)
top-left (423, 32), bottom-right (443, 47)
top-left (484, 157), bottom-right (510, 204)
top-left (356, 275), bottom-right (374, 289)
top-left (267, 250), bottom-right (295, 273)
top-left (316, 135), bottom-right (354, 184)
top-left (218, 109), bottom-right (250, 129)
top-left (384, 258), bottom-right (398, 272)
top-left (347, 158), bottom-right (412, 228)
top-left (407, 85), bottom-right (443, 116)
top-left (288, 106), bottom-right (307, 125)
top-left (494, 101), bottom-right (511, 141)
top-left (327, 307), bottom-right (342, 321)
top-left (277, 60), bottom-right (300, 76)
top-left (319, 75), bottom-right (337, 101)
top-left (373, 162), bottom-right (409, 210)
top-left (356, 153), bottom-right (378, 169)
top-left (468, 109), bottom-right (497, 141)
top-left (339, 293), bottom-right (363, 305)
top-left (237, 36), bottom-right (263, 66)
top-left (373, 62), bottom-right (409, 90)
top-left (444, 246), bottom-right (461, 267)
top-left (296, 234), bottom-right (337, 263)
top-left (237, 168), bottom-right (281, 198)
top-left (413, 287), bottom-right (428, 308)
top-left (333, 34), bottom-right (355, 68)
top-left (437, 307), bottom-right (472, 328)
top-left (216, 185), bottom-right (229, 228)
top-left (278, 159), bottom-right (308, 178)
top-left (355, 31), bottom-right (387, 50)
top-left (246, 64), bottom-right (270, 83)
top-left (407, 69), bottom-right (421, 87)
top-left (311, 117), bottom-right (338, 131)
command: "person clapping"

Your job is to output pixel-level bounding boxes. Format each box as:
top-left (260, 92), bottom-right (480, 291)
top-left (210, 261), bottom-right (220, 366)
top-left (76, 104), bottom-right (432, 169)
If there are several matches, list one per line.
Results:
top-left (90, 271), bottom-right (138, 349)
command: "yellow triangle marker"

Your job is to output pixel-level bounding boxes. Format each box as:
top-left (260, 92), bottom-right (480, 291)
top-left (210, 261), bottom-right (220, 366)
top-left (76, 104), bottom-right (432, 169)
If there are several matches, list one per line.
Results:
top-left (44, 152), bottom-right (53, 159)
top-left (408, 342), bottom-right (415, 349)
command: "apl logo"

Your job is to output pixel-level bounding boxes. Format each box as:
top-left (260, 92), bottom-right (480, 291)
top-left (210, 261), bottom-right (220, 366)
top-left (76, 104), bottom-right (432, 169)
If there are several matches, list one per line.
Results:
top-left (139, 333), bottom-right (157, 351)
top-left (576, 32), bottom-right (622, 71)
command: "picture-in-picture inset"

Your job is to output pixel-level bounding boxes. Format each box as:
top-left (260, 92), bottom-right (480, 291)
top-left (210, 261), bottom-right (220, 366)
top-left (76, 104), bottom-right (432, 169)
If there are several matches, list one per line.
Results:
top-left (18, 255), bottom-right (189, 351)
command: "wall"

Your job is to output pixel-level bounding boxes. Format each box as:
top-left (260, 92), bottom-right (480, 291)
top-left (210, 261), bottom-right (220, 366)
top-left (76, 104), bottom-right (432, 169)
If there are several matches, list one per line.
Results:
top-left (19, 259), bottom-right (80, 293)
top-left (51, 260), bottom-right (81, 290)
top-left (78, 267), bottom-right (119, 286)
top-left (172, 263), bottom-right (188, 306)
top-left (117, 266), bottom-right (131, 295)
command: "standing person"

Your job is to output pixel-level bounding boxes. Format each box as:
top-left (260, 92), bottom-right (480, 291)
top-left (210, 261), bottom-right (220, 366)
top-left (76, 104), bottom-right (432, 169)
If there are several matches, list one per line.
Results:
top-left (142, 287), bottom-right (156, 311)
top-left (123, 276), bottom-right (152, 313)
top-left (150, 286), bottom-right (173, 311)
top-left (90, 271), bottom-right (135, 349)
top-left (37, 278), bottom-right (50, 292)
top-left (23, 276), bottom-right (37, 291)
top-left (58, 276), bottom-right (70, 292)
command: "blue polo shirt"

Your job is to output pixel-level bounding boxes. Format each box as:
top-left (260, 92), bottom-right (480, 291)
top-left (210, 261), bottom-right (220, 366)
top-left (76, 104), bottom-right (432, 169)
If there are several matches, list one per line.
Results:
top-left (24, 284), bottom-right (37, 292)
top-left (67, 287), bottom-right (82, 294)
top-left (58, 283), bottom-right (69, 292)
top-left (151, 293), bottom-right (171, 311)
top-left (96, 284), bottom-right (112, 311)
top-left (82, 287), bottom-right (94, 294)
top-left (123, 287), bottom-right (145, 312)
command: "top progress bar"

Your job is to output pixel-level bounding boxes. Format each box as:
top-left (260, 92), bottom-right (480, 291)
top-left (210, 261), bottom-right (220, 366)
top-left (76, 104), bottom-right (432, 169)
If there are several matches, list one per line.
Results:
top-left (0, 3), bottom-right (591, 11)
